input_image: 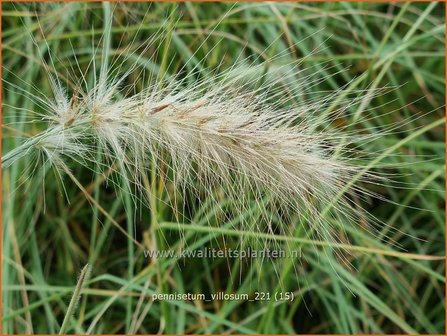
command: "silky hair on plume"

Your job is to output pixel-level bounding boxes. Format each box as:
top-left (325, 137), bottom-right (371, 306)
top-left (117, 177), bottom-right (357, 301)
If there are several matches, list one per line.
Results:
top-left (3, 4), bottom-right (399, 258)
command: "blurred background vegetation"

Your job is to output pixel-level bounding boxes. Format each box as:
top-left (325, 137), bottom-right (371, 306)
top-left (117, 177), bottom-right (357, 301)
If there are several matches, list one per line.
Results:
top-left (2, 2), bottom-right (445, 334)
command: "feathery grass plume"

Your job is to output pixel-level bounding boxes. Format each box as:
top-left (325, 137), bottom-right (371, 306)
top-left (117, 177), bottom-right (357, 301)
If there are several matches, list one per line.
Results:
top-left (3, 3), bottom-right (396, 263)
top-left (3, 3), bottom-right (445, 334)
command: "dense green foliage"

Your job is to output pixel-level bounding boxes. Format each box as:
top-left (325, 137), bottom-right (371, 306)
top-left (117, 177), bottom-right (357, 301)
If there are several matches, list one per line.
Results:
top-left (2, 2), bottom-right (445, 334)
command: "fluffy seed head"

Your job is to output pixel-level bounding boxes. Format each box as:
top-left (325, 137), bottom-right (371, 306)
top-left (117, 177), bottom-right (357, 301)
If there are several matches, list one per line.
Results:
top-left (2, 9), bottom-right (388, 255)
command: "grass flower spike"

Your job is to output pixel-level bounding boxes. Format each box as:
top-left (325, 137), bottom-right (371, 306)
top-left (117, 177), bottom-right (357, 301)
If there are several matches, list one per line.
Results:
top-left (2, 3), bottom-right (444, 334)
